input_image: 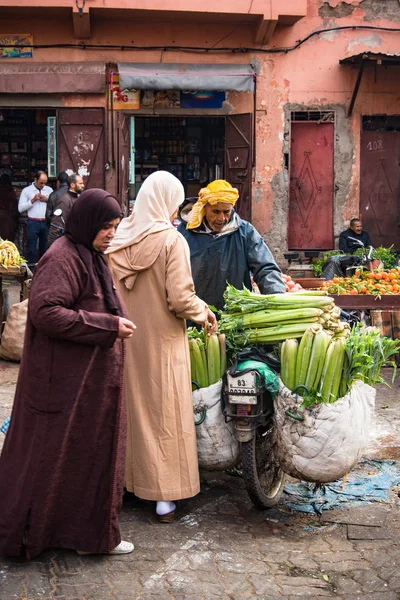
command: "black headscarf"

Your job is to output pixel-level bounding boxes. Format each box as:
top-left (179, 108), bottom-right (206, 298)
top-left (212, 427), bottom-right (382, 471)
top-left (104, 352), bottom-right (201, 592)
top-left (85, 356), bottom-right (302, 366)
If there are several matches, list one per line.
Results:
top-left (65, 189), bottom-right (123, 316)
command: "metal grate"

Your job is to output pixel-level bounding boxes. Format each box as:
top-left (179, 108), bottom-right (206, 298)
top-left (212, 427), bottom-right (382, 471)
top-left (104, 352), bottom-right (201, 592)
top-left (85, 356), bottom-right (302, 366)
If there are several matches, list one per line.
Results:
top-left (362, 115), bottom-right (400, 132)
top-left (291, 111), bottom-right (334, 123)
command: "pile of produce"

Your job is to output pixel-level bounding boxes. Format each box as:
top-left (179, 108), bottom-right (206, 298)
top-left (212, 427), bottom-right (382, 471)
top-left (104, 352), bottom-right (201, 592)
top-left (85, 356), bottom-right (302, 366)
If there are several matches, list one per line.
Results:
top-left (281, 273), bottom-right (304, 293)
top-left (0, 240), bottom-right (25, 269)
top-left (219, 284), bottom-right (347, 348)
top-left (281, 325), bottom-right (400, 406)
top-left (312, 251), bottom-right (342, 277)
top-left (354, 245), bottom-right (397, 271)
top-left (322, 267), bottom-right (400, 295)
top-left (188, 328), bottom-right (227, 389)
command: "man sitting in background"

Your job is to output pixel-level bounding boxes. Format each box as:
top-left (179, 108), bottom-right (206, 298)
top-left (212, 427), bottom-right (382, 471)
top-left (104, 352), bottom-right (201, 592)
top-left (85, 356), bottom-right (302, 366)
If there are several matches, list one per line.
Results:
top-left (339, 218), bottom-right (372, 254)
top-left (47, 173), bottom-right (85, 247)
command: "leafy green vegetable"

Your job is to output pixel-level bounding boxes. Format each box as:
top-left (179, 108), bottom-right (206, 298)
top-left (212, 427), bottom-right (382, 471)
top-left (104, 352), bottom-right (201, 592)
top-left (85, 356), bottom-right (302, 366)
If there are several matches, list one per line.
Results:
top-left (354, 245), bottom-right (397, 270)
top-left (312, 251), bottom-right (342, 277)
top-left (341, 325), bottom-right (400, 392)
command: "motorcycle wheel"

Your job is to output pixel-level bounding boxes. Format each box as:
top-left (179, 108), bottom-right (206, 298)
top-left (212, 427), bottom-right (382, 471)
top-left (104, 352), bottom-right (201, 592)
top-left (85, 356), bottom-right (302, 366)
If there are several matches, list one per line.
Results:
top-left (240, 426), bottom-right (285, 510)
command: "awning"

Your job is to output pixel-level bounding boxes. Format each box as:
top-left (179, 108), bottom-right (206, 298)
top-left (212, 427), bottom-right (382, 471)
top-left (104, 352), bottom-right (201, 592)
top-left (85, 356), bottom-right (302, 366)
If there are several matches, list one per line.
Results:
top-left (339, 52), bottom-right (400, 66)
top-left (118, 63), bottom-right (255, 92)
top-left (339, 52), bottom-right (400, 117)
top-left (0, 62), bottom-right (106, 94)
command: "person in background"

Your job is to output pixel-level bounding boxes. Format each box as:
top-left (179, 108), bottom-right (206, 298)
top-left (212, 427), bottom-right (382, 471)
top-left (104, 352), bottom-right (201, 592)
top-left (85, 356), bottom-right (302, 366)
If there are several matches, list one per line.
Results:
top-left (107, 171), bottom-right (217, 523)
top-left (339, 218), bottom-right (373, 254)
top-left (47, 173), bottom-right (85, 247)
top-left (178, 179), bottom-right (285, 312)
top-left (0, 173), bottom-right (18, 242)
top-left (18, 170), bottom-right (53, 267)
top-left (0, 189), bottom-right (136, 558)
top-left (46, 171), bottom-right (70, 226)
top-left (46, 171), bottom-right (70, 219)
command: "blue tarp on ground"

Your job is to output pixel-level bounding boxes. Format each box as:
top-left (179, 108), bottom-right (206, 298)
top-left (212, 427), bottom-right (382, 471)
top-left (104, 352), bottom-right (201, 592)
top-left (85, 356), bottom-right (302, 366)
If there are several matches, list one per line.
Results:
top-left (283, 459), bottom-right (400, 514)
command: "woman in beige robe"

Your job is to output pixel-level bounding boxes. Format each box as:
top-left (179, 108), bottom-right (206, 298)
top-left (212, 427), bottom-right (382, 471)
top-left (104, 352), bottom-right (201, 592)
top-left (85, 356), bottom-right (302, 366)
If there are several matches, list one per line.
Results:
top-left (107, 171), bottom-right (216, 521)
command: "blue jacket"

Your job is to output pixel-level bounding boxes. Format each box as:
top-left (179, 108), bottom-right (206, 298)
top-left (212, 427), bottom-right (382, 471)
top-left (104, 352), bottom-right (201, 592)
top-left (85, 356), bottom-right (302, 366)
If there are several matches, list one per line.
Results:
top-left (178, 213), bottom-right (285, 310)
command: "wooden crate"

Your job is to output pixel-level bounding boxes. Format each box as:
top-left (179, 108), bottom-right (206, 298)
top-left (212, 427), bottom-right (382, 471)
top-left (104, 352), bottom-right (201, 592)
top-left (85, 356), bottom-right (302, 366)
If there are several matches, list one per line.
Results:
top-left (0, 265), bottom-right (27, 277)
top-left (295, 278), bottom-right (325, 289)
top-left (329, 294), bottom-right (400, 310)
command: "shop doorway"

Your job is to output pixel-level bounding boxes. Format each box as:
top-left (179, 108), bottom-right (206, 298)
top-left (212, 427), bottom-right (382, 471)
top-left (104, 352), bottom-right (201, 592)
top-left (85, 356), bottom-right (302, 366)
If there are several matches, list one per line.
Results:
top-left (121, 114), bottom-right (253, 221)
top-left (0, 108), bottom-right (56, 198)
top-left (360, 115), bottom-right (400, 249)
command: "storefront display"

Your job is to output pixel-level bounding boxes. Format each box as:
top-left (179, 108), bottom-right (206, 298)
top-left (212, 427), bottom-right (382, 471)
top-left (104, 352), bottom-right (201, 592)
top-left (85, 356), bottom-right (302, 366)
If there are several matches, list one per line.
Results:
top-left (0, 109), bottom-right (55, 197)
top-left (134, 116), bottom-right (225, 197)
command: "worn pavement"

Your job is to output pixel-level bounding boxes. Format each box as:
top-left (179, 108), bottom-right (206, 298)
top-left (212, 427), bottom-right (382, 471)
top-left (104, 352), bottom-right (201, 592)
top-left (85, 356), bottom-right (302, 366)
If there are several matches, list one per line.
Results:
top-left (0, 359), bottom-right (399, 600)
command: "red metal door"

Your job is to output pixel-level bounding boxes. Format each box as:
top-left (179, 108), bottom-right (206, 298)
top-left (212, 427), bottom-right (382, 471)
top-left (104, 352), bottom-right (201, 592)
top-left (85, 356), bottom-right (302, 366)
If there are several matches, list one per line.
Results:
top-left (360, 132), bottom-right (400, 248)
top-left (57, 108), bottom-right (105, 189)
top-left (116, 112), bottom-right (130, 212)
top-left (225, 114), bottom-right (252, 222)
top-left (288, 122), bottom-right (334, 250)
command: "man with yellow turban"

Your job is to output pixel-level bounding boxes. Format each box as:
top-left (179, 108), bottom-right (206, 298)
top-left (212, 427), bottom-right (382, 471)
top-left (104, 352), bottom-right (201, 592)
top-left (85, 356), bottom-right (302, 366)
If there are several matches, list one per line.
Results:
top-left (178, 179), bottom-right (284, 311)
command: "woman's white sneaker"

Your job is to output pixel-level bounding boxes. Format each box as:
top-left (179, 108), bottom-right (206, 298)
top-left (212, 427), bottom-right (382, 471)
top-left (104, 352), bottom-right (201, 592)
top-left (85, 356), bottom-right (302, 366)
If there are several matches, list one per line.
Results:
top-left (77, 540), bottom-right (134, 555)
top-left (109, 540), bottom-right (134, 554)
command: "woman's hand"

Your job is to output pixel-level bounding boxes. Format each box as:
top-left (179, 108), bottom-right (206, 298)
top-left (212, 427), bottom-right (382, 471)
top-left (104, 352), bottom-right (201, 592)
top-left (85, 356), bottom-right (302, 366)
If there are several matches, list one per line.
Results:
top-left (117, 317), bottom-right (136, 339)
top-left (204, 308), bottom-right (217, 335)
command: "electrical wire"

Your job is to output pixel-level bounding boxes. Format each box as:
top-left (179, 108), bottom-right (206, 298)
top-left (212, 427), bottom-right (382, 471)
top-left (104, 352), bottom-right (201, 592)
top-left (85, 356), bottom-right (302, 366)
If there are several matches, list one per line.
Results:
top-left (0, 25), bottom-right (398, 54)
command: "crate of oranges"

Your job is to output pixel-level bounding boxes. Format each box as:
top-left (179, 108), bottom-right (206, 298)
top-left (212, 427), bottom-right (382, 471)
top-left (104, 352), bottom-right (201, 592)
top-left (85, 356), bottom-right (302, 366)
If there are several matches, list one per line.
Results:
top-left (322, 267), bottom-right (400, 297)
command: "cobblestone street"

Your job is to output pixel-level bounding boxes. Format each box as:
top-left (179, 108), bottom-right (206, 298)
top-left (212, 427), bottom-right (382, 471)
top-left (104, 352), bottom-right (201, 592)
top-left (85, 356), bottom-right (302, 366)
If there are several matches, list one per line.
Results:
top-left (1, 361), bottom-right (399, 600)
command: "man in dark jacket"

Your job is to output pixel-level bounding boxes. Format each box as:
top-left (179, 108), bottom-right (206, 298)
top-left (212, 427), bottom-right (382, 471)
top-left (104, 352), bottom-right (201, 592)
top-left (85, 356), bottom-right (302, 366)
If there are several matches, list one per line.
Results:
top-left (46, 171), bottom-right (70, 222)
top-left (47, 173), bottom-right (84, 247)
top-left (339, 218), bottom-right (372, 254)
top-left (178, 179), bottom-right (285, 311)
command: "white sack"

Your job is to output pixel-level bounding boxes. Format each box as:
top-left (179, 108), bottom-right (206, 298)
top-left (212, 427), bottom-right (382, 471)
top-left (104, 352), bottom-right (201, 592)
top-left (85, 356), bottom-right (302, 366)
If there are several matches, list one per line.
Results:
top-left (0, 299), bottom-right (28, 362)
top-left (274, 379), bottom-right (375, 483)
top-left (192, 380), bottom-right (240, 470)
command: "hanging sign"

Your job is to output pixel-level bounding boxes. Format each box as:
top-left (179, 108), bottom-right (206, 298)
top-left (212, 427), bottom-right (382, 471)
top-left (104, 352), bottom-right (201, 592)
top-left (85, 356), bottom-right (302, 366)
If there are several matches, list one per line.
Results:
top-left (0, 34), bottom-right (33, 58)
top-left (110, 74), bottom-right (140, 110)
top-left (180, 91), bottom-right (225, 108)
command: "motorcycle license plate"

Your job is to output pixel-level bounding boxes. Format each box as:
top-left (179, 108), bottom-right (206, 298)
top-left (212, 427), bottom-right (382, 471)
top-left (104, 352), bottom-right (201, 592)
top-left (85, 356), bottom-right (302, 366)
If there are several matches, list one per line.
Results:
top-left (227, 371), bottom-right (258, 405)
top-left (228, 395), bottom-right (258, 405)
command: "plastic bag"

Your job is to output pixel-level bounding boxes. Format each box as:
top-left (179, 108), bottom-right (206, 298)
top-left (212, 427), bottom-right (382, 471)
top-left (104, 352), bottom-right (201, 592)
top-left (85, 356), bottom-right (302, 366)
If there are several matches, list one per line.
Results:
top-left (235, 360), bottom-right (279, 395)
top-left (0, 299), bottom-right (28, 362)
top-left (192, 380), bottom-right (240, 470)
top-left (273, 379), bottom-right (375, 483)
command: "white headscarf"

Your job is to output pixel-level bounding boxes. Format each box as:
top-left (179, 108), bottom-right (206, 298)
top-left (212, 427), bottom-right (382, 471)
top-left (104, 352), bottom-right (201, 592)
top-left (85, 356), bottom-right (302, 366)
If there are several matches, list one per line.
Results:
top-left (106, 170), bottom-right (184, 253)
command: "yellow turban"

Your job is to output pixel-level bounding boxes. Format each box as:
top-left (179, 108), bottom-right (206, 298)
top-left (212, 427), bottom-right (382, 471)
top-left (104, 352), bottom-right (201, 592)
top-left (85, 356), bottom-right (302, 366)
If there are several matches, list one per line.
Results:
top-left (186, 180), bottom-right (239, 230)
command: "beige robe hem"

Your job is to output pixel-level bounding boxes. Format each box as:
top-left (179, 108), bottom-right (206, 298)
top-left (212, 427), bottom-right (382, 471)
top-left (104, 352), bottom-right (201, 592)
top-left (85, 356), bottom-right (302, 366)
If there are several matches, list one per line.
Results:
top-left (126, 482), bottom-right (201, 502)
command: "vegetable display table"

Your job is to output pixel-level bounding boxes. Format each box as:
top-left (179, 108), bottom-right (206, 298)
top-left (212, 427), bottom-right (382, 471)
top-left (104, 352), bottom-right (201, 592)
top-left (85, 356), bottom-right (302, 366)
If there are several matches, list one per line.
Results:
top-left (329, 294), bottom-right (400, 310)
top-left (0, 265), bottom-right (27, 322)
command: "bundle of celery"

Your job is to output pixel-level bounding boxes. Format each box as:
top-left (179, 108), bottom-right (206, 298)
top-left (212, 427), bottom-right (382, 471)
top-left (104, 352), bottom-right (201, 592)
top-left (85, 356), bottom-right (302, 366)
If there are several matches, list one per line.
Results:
top-left (219, 284), bottom-right (347, 348)
top-left (281, 328), bottom-right (345, 404)
top-left (281, 324), bottom-right (400, 406)
top-left (188, 327), bottom-right (227, 389)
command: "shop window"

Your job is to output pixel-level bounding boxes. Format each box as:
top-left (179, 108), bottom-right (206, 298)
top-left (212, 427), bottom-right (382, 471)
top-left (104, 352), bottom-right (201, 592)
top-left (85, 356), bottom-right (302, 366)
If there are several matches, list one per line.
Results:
top-left (291, 111), bottom-right (334, 123)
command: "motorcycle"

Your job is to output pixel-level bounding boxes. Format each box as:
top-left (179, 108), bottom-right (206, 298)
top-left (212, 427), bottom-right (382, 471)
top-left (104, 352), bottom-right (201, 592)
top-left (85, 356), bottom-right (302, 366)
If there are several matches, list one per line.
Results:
top-left (221, 349), bottom-right (285, 510)
top-left (321, 238), bottom-right (382, 280)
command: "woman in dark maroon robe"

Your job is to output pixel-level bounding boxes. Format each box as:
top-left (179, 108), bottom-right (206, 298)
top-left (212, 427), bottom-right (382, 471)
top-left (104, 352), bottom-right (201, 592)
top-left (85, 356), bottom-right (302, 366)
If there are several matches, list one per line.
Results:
top-left (0, 190), bottom-right (136, 558)
top-left (0, 173), bottom-right (18, 241)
